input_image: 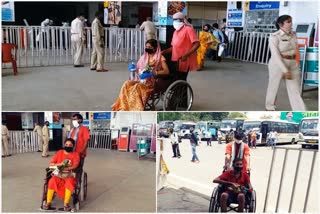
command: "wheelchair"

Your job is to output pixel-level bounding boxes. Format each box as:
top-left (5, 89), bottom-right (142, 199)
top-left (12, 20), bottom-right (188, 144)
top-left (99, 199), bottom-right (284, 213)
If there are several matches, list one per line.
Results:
top-left (209, 184), bottom-right (256, 213)
top-left (144, 56), bottom-right (194, 111)
top-left (40, 165), bottom-right (88, 211)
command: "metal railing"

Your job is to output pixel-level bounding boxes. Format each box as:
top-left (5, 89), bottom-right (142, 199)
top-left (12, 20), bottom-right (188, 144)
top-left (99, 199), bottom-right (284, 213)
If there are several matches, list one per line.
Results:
top-left (226, 31), bottom-right (271, 65)
top-left (2, 25), bottom-right (273, 67)
top-left (263, 147), bottom-right (318, 212)
top-left (2, 25), bottom-right (145, 67)
top-left (8, 131), bottom-right (40, 154)
top-left (88, 130), bottom-right (112, 150)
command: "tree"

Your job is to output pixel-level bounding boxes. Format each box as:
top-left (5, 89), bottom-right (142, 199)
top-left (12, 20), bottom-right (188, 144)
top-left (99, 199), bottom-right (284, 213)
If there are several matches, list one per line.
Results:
top-left (227, 112), bottom-right (247, 119)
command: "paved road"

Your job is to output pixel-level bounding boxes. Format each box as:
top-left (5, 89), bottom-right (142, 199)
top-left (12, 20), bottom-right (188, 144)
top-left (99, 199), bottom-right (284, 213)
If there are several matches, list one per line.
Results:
top-left (2, 58), bottom-right (317, 111)
top-left (2, 149), bottom-right (156, 212)
top-left (157, 138), bottom-right (318, 213)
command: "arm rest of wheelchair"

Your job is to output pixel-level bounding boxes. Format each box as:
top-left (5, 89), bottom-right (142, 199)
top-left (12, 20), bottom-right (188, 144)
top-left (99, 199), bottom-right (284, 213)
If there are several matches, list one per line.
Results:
top-left (155, 74), bottom-right (171, 80)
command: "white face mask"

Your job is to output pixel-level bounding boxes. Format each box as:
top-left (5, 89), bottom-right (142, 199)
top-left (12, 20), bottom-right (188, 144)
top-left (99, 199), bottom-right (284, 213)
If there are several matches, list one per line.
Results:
top-left (72, 120), bottom-right (80, 128)
top-left (235, 140), bottom-right (242, 144)
top-left (173, 20), bottom-right (184, 31)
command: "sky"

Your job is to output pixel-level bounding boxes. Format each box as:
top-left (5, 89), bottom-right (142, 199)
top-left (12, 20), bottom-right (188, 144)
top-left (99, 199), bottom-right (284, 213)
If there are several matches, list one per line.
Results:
top-left (245, 111), bottom-right (281, 120)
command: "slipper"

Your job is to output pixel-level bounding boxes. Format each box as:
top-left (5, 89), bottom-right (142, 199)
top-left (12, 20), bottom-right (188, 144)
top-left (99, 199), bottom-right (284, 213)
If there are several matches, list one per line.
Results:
top-left (96, 69), bottom-right (109, 72)
top-left (41, 204), bottom-right (56, 211)
top-left (58, 205), bottom-right (72, 212)
top-left (90, 67), bottom-right (96, 71)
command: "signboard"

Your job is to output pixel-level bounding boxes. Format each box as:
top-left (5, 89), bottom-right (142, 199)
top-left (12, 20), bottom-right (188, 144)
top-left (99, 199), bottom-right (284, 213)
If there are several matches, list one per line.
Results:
top-left (82, 119), bottom-right (90, 129)
top-left (158, 0), bottom-right (168, 25)
top-left (227, 9), bottom-right (244, 27)
top-left (280, 112), bottom-right (319, 123)
top-left (249, 1), bottom-right (280, 10)
top-left (166, 1), bottom-right (186, 25)
top-left (2, 1), bottom-right (15, 22)
top-left (21, 113), bottom-right (33, 129)
top-left (107, 1), bottom-right (121, 25)
top-left (93, 112), bottom-right (111, 120)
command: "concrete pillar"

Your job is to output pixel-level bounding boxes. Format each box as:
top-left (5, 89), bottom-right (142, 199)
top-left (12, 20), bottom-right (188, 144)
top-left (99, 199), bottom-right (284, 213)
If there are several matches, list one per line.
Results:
top-left (88, 2), bottom-right (99, 23)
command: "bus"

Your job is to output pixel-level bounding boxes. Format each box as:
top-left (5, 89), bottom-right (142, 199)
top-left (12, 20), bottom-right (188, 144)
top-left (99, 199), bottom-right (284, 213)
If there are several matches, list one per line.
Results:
top-left (196, 120), bottom-right (220, 141)
top-left (242, 119), bottom-right (300, 145)
top-left (220, 118), bottom-right (245, 140)
top-left (177, 121), bottom-right (196, 137)
top-left (158, 121), bottom-right (174, 138)
top-left (298, 117), bottom-right (318, 149)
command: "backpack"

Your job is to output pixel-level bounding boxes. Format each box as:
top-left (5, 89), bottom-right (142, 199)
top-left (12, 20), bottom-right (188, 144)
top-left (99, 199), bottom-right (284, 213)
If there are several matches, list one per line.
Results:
top-left (221, 31), bottom-right (229, 44)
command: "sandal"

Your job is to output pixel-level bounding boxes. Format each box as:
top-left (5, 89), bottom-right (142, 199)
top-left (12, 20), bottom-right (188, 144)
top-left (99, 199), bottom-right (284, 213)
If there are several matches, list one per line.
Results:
top-left (42, 203), bottom-right (56, 211)
top-left (64, 205), bottom-right (72, 212)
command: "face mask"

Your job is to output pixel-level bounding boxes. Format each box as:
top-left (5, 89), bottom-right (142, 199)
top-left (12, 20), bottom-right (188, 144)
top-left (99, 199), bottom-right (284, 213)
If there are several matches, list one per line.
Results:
top-left (72, 120), bottom-right (80, 128)
top-left (64, 147), bottom-right (73, 153)
top-left (173, 20), bottom-right (184, 31)
top-left (46, 123), bottom-right (49, 126)
top-left (235, 140), bottom-right (242, 144)
top-left (234, 166), bottom-right (243, 172)
top-left (145, 48), bottom-right (154, 54)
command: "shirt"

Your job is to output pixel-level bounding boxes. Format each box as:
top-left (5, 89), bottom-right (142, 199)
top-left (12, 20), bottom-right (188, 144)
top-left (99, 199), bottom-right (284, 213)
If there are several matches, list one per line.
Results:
top-left (71, 17), bottom-right (85, 40)
top-left (219, 170), bottom-right (250, 187)
top-left (171, 25), bottom-right (199, 72)
top-left (2, 125), bottom-right (9, 136)
top-left (91, 18), bottom-right (104, 42)
top-left (69, 125), bottom-right (90, 158)
top-left (226, 142), bottom-right (250, 171)
top-left (33, 125), bottom-right (42, 137)
top-left (140, 20), bottom-right (157, 39)
top-left (212, 29), bottom-right (224, 43)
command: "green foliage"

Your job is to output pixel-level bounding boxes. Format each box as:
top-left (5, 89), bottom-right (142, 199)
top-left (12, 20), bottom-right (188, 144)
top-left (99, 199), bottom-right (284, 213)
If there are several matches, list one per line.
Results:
top-left (157, 112), bottom-right (229, 122)
top-left (227, 112), bottom-right (247, 119)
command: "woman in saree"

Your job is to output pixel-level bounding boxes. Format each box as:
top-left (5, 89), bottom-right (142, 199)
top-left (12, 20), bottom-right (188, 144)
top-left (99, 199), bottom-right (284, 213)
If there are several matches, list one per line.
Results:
top-left (197, 24), bottom-right (218, 70)
top-left (112, 39), bottom-right (169, 111)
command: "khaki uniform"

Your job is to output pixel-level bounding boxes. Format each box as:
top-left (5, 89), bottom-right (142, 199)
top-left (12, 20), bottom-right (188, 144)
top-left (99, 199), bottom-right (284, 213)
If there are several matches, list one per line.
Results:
top-left (2, 125), bottom-right (10, 156)
top-left (71, 17), bottom-right (85, 66)
top-left (140, 20), bottom-right (157, 40)
top-left (90, 18), bottom-right (105, 70)
top-left (42, 125), bottom-right (50, 157)
top-left (33, 125), bottom-right (43, 151)
top-left (266, 29), bottom-right (306, 111)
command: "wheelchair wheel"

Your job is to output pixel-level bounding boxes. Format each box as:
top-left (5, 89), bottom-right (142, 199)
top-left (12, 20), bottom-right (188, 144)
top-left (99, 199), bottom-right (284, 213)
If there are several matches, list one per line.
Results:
top-left (209, 186), bottom-right (220, 212)
top-left (163, 80), bottom-right (193, 111)
top-left (248, 190), bottom-right (256, 212)
top-left (144, 92), bottom-right (161, 111)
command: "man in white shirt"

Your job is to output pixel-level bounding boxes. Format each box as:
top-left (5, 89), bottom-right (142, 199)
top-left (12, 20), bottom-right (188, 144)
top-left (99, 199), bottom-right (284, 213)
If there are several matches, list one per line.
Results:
top-left (2, 122), bottom-right (11, 157)
top-left (269, 130), bottom-right (278, 148)
top-left (169, 128), bottom-right (181, 158)
top-left (140, 17), bottom-right (157, 40)
top-left (71, 13), bottom-right (86, 67)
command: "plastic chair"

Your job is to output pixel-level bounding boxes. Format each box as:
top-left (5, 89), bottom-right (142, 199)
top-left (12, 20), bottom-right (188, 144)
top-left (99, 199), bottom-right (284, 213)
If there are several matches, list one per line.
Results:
top-left (2, 43), bottom-right (18, 75)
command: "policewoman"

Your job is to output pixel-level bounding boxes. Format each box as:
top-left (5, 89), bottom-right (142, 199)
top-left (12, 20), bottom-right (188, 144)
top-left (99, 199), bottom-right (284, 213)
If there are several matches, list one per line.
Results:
top-left (265, 15), bottom-right (306, 111)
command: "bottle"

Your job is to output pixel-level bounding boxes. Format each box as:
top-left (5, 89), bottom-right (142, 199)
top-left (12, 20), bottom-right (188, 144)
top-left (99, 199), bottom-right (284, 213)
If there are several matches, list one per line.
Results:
top-left (128, 60), bottom-right (136, 80)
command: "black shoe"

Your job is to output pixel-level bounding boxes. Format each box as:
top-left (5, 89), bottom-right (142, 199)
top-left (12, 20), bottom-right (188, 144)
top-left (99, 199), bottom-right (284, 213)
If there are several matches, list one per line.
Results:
top-left (37, 150), bottom-right (42, 152)
top-left (74, 64), bottom-right (84, 67)
top-left (172, 156), bottom-right (177, 158)
top-left (217, 57), bottom-right (222, 62)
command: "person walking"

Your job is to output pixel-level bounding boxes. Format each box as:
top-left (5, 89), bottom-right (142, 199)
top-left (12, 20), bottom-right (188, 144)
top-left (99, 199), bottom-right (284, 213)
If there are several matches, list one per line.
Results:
top-left (189, 126), bottom-right (200, 163)
top-left (218, 130), bottom-right (222, 144)
top-left (140, 17), bottom-right (157, 40)
top-left (162, 12), bottom-right (200, 81)
top-left (2, 121), bottom-right (11, 157)
top-left (42, 121), bottom-right (50, 158)
top-left (169, 128), bottom-right (181, 158)
top-left (197, 24), bottom-right (216, 70)
top-left (71, 13), bottom-right (86, 67)
top-left (68, 113), bottom-right (90, 167)
top-left (90, 11), bottom-right (108, 72)
top-left (265, 15), bottom-right (306, 111)
top-left (212, 23), bottom-right (225, 62)
top-left (33, 122), bottom-right (43, 152)
top-left (251, 131), bottom-right (257, 149)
